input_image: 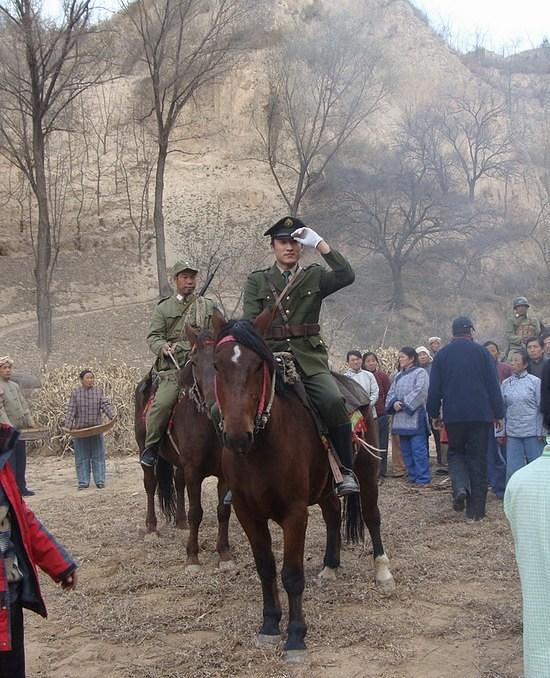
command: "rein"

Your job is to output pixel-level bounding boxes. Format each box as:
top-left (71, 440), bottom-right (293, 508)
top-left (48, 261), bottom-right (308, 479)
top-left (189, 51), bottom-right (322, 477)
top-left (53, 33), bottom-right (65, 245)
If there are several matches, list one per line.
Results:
top-left (187, 339), bottom-right (216, 417)
top-left (214, 335), bottom-right (277, 434)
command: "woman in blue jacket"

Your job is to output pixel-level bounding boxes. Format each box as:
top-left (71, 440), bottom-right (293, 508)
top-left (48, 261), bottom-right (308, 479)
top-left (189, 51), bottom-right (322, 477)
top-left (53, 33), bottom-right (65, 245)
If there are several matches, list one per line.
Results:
top-left (385, 347), bottom-right (431, 485)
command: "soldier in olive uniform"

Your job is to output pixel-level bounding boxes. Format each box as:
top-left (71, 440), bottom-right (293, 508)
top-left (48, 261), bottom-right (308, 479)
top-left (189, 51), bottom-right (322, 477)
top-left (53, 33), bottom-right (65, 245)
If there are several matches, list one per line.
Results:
top-left (140, 261), bottom-right (216, 467)
top-left (242, 217), bottom-right (360, 495)
top-left (505, 296), bottom-right (544, 358)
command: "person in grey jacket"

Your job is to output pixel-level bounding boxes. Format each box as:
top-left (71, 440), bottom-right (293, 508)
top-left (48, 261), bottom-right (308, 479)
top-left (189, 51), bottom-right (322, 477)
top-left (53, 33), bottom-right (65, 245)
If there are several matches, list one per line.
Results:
top-left (501, 350), bottom-right (545, 482)
top-left (385, 347), bottom-right (431, 485)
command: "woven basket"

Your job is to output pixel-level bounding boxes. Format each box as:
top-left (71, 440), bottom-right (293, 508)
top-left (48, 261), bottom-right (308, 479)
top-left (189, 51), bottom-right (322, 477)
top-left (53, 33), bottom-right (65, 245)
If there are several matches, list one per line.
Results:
top-left (63, 415), bottom-right (117, 439)
top-left (19, 428), bottom-right (49, 442)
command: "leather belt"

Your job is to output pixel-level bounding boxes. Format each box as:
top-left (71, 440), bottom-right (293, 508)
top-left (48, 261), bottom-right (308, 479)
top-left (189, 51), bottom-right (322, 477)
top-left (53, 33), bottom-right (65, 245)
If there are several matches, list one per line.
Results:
top-left (266, 324), bottom-right (320, 339)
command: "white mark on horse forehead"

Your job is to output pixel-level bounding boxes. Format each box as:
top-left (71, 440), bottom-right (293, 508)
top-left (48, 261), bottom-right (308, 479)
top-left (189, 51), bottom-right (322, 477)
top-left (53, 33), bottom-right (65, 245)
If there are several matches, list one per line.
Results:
top-left (231, 345), bottom-right (241, 364)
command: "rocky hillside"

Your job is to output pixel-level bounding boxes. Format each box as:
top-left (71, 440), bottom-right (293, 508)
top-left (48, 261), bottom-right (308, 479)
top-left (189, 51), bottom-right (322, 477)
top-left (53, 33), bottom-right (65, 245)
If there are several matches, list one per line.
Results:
top-left (1, 0), bottom-right (549, 373)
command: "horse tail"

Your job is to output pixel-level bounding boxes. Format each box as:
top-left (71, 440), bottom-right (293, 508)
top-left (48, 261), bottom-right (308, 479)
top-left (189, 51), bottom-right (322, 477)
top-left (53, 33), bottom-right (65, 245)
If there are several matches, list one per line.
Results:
top-left (343, 494), bottom-right (364, 544)
top-left (156, 456), bottom-right (176, 522)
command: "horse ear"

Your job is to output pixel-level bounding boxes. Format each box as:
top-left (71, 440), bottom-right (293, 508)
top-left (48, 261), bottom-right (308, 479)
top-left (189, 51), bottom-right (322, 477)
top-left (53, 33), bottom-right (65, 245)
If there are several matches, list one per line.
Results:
top-left (253, 308), bottom-right (272, 337)
top-left (185, 324), bottom-right (199, 346)
top-left (212, 308), bottom-right (226, 339)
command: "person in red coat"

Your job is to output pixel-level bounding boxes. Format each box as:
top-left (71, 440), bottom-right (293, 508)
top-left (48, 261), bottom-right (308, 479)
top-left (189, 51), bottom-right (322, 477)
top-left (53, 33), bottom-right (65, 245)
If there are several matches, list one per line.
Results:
top-left (0, 424), bottom-right (77, 677)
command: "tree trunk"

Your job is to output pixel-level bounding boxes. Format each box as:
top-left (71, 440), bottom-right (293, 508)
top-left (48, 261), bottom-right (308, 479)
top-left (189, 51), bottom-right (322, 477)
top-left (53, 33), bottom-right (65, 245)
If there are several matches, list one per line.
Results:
top-left (389, 259), bottom-right (405, 309)
top-left (153, 138), bottom-right (170, 297)
top-left (33, 126), bottom-right (53, 366)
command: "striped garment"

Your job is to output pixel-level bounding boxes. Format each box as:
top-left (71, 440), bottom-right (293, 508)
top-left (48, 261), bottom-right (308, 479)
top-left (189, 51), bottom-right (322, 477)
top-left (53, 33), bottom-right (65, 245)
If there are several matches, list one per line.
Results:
top-left (64, 386), bottom-right (114, 429)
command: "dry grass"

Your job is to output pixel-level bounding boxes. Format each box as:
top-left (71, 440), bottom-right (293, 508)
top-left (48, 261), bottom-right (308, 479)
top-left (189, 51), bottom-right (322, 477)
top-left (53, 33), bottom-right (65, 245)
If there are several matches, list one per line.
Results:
top-left (25, 456), bottom-right (523, 678)
top-left (30, 362), bottom-right (142, 455)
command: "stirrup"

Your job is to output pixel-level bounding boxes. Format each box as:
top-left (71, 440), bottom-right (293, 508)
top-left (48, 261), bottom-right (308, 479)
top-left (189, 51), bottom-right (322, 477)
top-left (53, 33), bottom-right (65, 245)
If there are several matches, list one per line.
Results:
top-left (336, 470), bottom-right (360, 497)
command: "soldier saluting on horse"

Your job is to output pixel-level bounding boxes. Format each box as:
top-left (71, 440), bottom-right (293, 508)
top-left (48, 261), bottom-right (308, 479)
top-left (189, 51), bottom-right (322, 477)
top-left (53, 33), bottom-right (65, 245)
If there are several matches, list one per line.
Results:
top-left (140, 260), bottom-right (216, 468)
top-left (242, 216), bottom-right (360, 496)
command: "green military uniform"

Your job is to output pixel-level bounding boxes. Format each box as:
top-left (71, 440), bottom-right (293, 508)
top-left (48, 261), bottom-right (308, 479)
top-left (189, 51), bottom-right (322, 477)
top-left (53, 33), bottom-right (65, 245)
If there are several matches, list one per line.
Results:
top-left (242, 250), bottom-right (354, 429)
top-left (505, 297), bottom-right (544, 357)
top-left (144, 289), bottom-right (215, 450)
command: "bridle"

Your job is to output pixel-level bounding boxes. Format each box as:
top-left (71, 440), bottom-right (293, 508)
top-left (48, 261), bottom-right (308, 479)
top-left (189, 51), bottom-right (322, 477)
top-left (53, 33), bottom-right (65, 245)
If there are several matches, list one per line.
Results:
top-left (187, 339), bottom-right (216, 417)
top-left (214, 335), bottom-right (277, 434)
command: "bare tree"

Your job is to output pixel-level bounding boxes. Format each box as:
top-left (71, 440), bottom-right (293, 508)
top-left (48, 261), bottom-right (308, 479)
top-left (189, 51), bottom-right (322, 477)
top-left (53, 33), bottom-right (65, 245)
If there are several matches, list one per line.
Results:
top-left (125, 0), bottom-right (247, 296)
top-left (117, 111), bottom-right (155, 264)
top-left (253, 10), bottom-right (387, 217)
top-left (0, 0), bottom-right (108, 364)
top-left (439, 84), bottom-right (515, 202)
top-left (343, 152), bottom-right (475, 309)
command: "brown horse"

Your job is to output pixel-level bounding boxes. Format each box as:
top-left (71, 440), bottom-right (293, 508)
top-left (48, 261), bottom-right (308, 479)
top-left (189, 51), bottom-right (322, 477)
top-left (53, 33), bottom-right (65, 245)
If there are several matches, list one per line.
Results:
top-left (208, 311), bottom-right (394, 661)
top-left (135, 330), bottom-right (233, 570)
top-left (134, 373), bottom-right (187, 534)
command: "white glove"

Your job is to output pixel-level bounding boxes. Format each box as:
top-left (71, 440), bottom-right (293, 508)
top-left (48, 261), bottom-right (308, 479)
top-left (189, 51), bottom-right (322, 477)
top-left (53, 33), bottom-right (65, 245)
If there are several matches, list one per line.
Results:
top-left (291, 226), bottom-right (323, 249)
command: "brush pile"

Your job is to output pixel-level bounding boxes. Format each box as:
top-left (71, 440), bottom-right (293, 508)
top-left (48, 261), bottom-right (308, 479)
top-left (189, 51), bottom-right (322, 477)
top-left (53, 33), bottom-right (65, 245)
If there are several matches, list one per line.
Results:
top-left (30, 361), bottom-right (143, 455)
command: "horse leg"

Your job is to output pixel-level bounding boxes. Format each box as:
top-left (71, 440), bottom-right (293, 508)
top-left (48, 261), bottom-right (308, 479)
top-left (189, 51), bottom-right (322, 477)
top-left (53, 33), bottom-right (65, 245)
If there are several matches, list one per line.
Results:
top-left (215, 477), bottom-right (233, 569)
top-left (237, 512), bottom-right (281, 643)
top-left (356, 454), bottom-right (396, 595)
top-left (318, 491), bottom-right (341, 581)
top-left (185, 472), bottom-right (203, 571)
top-left (143, 466), bottom-right (158, 534)
top-left (175, 466), bottom-right (188, 530)
top-left (281, 508), bottom-right (308, 660)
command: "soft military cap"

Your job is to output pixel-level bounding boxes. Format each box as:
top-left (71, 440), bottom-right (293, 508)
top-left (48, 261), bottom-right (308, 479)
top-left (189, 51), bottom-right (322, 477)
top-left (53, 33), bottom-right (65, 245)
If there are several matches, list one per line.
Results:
top-left (264, 216), bottom-right (306, 240)
top-left (513, 296), bottom-right (530, 308)
top-left (172, 260), bottom-right (198, 276)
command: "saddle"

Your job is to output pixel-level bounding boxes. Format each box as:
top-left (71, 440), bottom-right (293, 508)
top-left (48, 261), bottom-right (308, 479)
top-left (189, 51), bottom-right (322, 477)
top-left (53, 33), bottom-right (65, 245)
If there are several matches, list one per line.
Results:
top-left (273, 353), bottom-right (370, 434)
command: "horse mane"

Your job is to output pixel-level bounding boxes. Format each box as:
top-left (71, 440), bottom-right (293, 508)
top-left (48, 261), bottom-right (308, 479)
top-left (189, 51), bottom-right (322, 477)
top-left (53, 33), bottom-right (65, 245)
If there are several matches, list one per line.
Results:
top-left (218, 320), bottom-right (276, 369)
top-left (217, 319), bottom-right (289, 397)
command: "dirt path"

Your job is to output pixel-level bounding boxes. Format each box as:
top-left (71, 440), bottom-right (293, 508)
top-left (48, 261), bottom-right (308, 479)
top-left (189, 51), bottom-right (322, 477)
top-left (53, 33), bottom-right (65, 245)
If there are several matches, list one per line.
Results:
top-left (22, 455), bottom-right (522, 678)
top-left (0, 299), bottom-right (155, 340)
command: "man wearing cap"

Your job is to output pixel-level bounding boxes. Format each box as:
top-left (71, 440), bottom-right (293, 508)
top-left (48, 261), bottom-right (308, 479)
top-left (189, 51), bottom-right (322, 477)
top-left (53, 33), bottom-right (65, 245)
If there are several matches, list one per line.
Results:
top-left (242, 216), bottom-right (359, 495)
top-left (427, 317), bottom-right (505, 520)
top-left (140, 261), bottom-right (216, 467)
top-left (0, 357), bottom-right (35, 496)
top-left (505, 297), bottom-right (544, 358)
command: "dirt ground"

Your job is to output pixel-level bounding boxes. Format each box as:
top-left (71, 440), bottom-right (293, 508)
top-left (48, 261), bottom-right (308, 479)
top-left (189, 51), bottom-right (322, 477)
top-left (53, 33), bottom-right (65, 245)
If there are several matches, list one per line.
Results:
top-left (22, 453), bottom-right (523, 678)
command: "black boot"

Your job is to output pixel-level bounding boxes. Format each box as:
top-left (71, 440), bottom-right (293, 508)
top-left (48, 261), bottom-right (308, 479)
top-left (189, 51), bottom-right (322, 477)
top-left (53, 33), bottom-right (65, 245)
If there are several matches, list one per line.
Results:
top-left (328, 425), bottom-right (360, 496)
top-left (140, 443), bottom-right (159, 468)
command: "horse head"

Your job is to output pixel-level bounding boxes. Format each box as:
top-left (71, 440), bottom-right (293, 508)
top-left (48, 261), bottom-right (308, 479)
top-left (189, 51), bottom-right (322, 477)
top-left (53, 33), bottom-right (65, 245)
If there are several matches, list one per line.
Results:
top-left (184, 324), bottom-right (217, 409)
top-left (213, 309), bottom-right (275, 456)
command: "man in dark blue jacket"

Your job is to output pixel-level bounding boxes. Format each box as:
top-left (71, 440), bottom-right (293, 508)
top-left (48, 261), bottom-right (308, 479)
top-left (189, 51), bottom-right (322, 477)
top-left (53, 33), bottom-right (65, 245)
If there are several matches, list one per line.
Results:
top-left (427, 317), bottom-right (505, 520)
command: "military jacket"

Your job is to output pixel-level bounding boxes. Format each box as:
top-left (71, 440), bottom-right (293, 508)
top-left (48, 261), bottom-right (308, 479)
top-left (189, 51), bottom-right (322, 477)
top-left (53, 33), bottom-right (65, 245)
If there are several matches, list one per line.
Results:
top-left (147, 294), bottom-right (215, 371)
top-left (505, 313), bottom-right (544, 351)
top-left (242, 250), bottom-right (354, 376)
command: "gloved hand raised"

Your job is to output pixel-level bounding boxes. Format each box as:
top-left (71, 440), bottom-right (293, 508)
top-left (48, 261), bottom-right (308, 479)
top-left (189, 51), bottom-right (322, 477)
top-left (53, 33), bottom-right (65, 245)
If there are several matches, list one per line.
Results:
top-left (291, 226), bottom-right (323, 249)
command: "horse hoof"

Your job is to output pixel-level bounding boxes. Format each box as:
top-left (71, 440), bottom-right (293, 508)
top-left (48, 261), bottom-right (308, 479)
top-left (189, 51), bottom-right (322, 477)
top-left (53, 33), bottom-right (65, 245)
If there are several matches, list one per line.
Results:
top-left (318, 566), bottom-right (337, 582)
top-left (255, 634), bottom-right (281, 648)
top-left (218, 559), bottom-right (235, 572)
top-left (185, 563), bottom-right (201, 575)
top-left (284, 649), bottom-right (306, 664)
top-left (143, 531), bottom-right (159, 543)
top-left (175, 522), bottom-right (188, 531)
top-left (376, 575), bottom-right (396, 596)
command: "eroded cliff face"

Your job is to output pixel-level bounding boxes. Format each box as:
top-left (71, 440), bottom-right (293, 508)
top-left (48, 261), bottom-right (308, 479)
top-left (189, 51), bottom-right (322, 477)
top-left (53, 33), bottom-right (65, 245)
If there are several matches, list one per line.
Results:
top-left (1, 0), bottom-right (548, 366)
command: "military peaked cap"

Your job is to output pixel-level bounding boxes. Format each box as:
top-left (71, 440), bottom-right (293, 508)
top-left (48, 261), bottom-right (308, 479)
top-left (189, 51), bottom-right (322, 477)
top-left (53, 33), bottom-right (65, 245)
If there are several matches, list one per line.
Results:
top-left (172, 260), bottom-right (198, 276)
top-left (264, 216), bottom-right (307, 239)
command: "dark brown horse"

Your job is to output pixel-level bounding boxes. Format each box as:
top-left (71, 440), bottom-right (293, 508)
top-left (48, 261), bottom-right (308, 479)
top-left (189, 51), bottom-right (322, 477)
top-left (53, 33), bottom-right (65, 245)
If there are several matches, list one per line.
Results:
top-left (134, 329), bottom-right (233, 570)
top-left (208, 311), bottom-right (394, 661)
top-left (135, 373), bottom-right (186, 534)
